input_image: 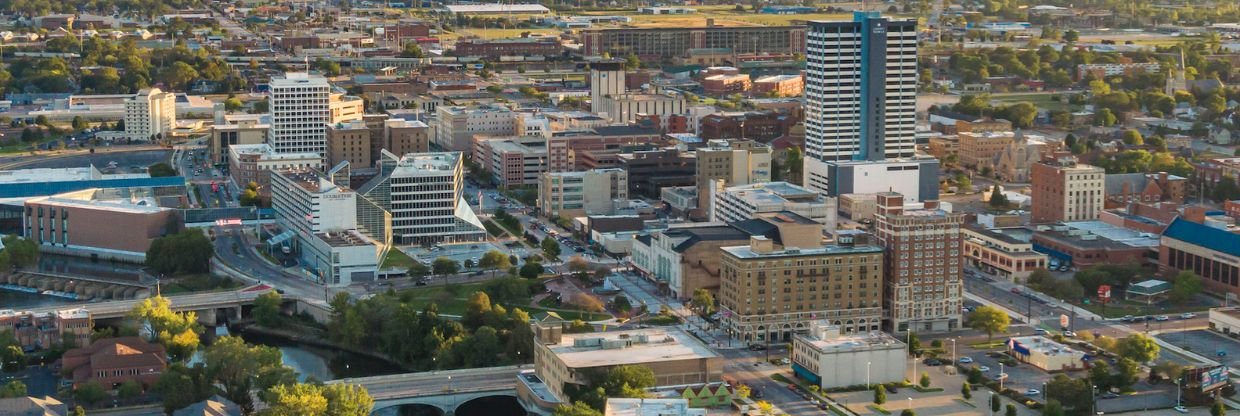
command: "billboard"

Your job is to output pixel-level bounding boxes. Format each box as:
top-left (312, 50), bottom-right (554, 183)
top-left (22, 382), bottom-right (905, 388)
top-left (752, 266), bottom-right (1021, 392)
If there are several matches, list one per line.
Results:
top-left (1201, 365), bottom-right (1229, 392)
top-left (1097, 285), bottom-right (1112, 303)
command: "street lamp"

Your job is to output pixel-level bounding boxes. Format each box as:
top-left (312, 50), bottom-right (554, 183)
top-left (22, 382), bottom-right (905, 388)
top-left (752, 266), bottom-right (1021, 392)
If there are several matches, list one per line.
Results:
top-left (867, 361), bottom-right (872, 389)
top-left (989, 392), bottom-right (995, 416)
top-left (949, 338), bottom-right (957, 366)
top-left (999, 363), bottom-right (1006, 391)
top-left (907, 397), bottom-right (912, 411)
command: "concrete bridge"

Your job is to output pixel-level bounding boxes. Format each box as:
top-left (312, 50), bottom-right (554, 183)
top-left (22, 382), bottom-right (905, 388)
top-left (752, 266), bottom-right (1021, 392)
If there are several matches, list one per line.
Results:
top-left (22, 286), bottom-right (273, 324)
top-left (326, 366), bottom-right (549, 416)
top-left (1, 271), bottom-right (152, 300)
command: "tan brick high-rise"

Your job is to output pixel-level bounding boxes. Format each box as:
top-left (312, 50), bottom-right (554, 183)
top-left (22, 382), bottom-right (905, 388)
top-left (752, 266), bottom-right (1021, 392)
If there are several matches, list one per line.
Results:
top-left (874, 192), bottom-right (964, 333)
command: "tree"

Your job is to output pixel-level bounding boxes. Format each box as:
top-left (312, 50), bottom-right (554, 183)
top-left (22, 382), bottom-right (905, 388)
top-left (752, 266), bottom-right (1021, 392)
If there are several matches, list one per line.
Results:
top-left (145, 230), bottom-right (212, 275)
top-left (118, 379), bottom-right (143, 399)
top-left (205, 336), bottom-right (296, 413)
top-left (75, 381), bottom-right (108, 406)
top-left (600, 365), bottom-right (655, 399)
top-left (962, 382), bottom-right (972, 399)
top-left (735, 384), bottom-right (751, 400)
top-left (907, 332), bottom-right (920, 353)
top-left (71, 116), bottom-right (88, 131)
top-left (71, 406), bottom-right (85, 416)
top-left (991, 392), bottom-right (1001, 412)
top-left (874, 385), bottom-right (887, 404)
top-left (542, 237), bottom-right (562, 259)
top-left (1213, 400), bottom-right (1227, 416)
top-left (1116, 333), bottom-right (1160, 363)
top-left (261, 383), bottom-right (328, 415)
top-left (254, 291), bottom-right (282, 328)
top-left (967, 366), bottom-right (983, 384)
top-left (967, 306), bottom-right (1010, 341)
top-left (1089, 360), bottom-right (1112, 392)
top-left (479, 250), bottom-right (511, 276)
top-left (920, 372), bottom-right (931, 388)
top-left (1112, 358), bottom-right (1141, 389)
top-left (901, 410), bottom-right (915, 416)
top-left (989, 187), bottom-right (1009, 208)
top-left (148, 162), bottom-right (177, 177)
top-left (691, 289), bottom-right (715, 317)
top-left (1, 236), bottom-right (38, 269)
top-left (128, 296), bottom-right (202, 361)
top-left (1, 344), bottom-right (24, 372)
top-left (1121, 129), bottom-right (1144, 146)
top-left (253, 99), bottom-right (270, 114)
top-left (785, 146), bottom-right (804, 185)
top-left (955, 173), bottom-right (973, 193)
top-left (463, 259), bottom-right (475, 269)
top-left (408, 262), bottom-right (430, 279)
top-left (1153, 361), bottom-right (1184, 383)
top-left (755, 401), bottom-right (775, 416)
top-left (1046, 374), bottom-right (1091, 413)
top-left (568, 256), bottom-right (591, 278)
top-left (432, 257), bottom-right (460, 278)
top-left (1006, 404), bottom-right (1017, 416)
top-left (160, 61), bottom-right (199, 91)
top-left (225, 97), bottom-right (243, 112)
top-left (554, 401), bottom-right (603, 416)
top-left (611, 294), bottom-right (632, 312)
top-left (519, 262), bottom-right (544, 279)
top-left (0, 380), bottom-right (26, 398)
top-left (154, 363), bottom-right (216, 414)
top-left (1043, 399), bottom-right (1064, 416)
top-left (1002, 102), bottom-right (1038, 128)
top-left (1169, 271), bottom-right (1203, 304)
top-left (400, 42), bottom-right (425, 58)
top-left (463, 291), bottom-right (493, 329)
top-left (1064, 29), bottom-right (1079, 42)
top-left (1095, 108), bottom-right (1117, 127)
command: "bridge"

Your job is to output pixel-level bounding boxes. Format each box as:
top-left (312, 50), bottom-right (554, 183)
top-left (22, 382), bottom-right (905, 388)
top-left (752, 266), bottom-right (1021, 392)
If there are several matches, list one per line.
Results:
top-left (326, 366), bottom-right (549, 416)
top-left (22, 286), bottom-right (273, 323)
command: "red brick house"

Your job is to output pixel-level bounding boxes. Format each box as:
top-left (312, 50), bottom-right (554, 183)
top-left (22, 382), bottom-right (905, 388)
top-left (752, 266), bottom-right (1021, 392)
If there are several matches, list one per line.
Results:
top-left (62, 337), bottom-right (166, 389)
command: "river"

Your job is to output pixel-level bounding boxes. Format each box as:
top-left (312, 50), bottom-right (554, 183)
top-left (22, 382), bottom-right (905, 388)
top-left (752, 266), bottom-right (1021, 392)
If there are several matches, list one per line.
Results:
top-left (0, 289), bottom-right (83, 309)
top-left (190, 327), bottom-right (404, 383)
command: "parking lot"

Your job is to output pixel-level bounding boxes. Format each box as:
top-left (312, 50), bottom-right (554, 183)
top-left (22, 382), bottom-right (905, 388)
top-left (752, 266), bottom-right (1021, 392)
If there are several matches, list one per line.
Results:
top-left (402, 241), bottom-right (527, 269)
top-left (1156, 330), bottom-right (1240, 368)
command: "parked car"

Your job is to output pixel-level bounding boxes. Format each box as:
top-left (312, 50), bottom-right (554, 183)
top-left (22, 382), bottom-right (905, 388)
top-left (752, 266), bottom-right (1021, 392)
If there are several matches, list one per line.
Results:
top-left (1156, 315), bottom-right (1170, 321)
top-left (978, 366), bottom-right (990, 372)
top-left (1010, 287), bottom-right (1023, 294)
top-left (958, 357), bottom-right (973, 364)
top-left (1034, 328), bottom-right (1049, 335)
top-left (1100, 392), bottom-right (1119, 399)
top-left (1121, 315), bottom-right (1134, 322)
top-left (1025, 389), bottom-right (1041, 396)
top-left (1180, 312), bottom-right (1197, 319)
top-left (1174, 406), bottom-right (1190, 413)
top-left (922, 358), bottom-right (943, 366)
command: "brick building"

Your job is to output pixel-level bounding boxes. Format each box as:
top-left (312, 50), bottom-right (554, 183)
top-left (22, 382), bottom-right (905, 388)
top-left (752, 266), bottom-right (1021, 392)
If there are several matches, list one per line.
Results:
top-left (23, 189), bottom-right (180, 262)
top-left (453, 37), bottom-right (563, 59)
top-left (581, 25), bottom-right (807, 59)
top-left (63, 337), bottom-right (167, 389)
top-left (751, 74), bottom-right (804, 97)
top-left (1031, 155), bottom-right (1105, 224)
top-left (874, 193), bottom-right (964, 333)
top-left (0, 308), bottom-right (91, 352)
top-left (698, 111), bottom-right (797, 142)
top-left (1103, 172), bottom-right (1187, 208)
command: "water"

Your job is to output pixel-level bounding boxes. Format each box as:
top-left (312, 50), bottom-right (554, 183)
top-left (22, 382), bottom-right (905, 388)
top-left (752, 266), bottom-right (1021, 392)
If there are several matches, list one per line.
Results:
top-left (0, 289), bottom-right (82, 309)
top-left (190, 328), bottom-right (401, 382)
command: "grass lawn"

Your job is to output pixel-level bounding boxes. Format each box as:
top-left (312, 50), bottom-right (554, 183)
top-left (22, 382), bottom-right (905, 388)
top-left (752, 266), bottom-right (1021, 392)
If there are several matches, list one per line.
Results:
top-left (484, 220), bottom-right (508, 237)
top-left (380, 249), bottom-right (418, 270)
top-left (401, 281), bottom-right (611, 320)
top-left (989, 93), bottom-right (1076, 112)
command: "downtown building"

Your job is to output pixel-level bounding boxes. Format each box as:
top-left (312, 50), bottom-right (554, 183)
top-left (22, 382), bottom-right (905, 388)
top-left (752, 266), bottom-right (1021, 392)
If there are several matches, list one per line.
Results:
top-left (124, 88), bottom-right (176, 142)
top-left (802, 12), bottom-right (936, 201)
top-left (359, 151), bottom-right (486, 245)
top-left (268, 73), bottom-right (332, 162)
top-left (873, 192), bottom-right (965, 333)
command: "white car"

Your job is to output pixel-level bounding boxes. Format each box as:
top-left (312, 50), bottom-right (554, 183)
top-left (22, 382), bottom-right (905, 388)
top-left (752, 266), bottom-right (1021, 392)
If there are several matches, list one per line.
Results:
top-left (1181, 312), bottom-right (1197, 319)
top-left (1174, 406), bottom-right (1190, 413)
top-left (1063, 331), bottom-right (1077, 337)
top-left (959, 357), bottom-right (973, 364)
top-left (1025, 389), bottom-right (1041, 396)
top-left (1156, 315), bottom-right (1170, 322)
top-left (978, 366), bottom-right (990, 372)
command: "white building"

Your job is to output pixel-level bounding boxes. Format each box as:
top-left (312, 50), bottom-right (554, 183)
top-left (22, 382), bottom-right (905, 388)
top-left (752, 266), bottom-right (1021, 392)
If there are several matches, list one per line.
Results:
top-left (604, 398), bottom-right (705, 416)
top-left (537, 168), bottom-right (629, 218)
top-left (822, 158), bottom-right (940, 202)
top-left (269, 73), bottom-right (332, 161)
top-left (270, 167), bottom-right (383, 286)
top-left (712, 182), bottom-right (837, 235)
top-left (590, 61), bottom-right (625, 115)
top-left (360, 151), bottom-right (486, 245)
top-left (124, 88), bottom-right (176, 142)
top-left (597, 93), bottom-right (687, 124)
top-left (803, 12), bottom-right (918, 193)
top-left (434, 104), bottom-right (517, 152)
top-left (790, 322), bottom-right (906, 389)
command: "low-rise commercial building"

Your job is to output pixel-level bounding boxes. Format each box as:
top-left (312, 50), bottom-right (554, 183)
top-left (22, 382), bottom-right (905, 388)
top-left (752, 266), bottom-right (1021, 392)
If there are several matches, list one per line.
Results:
top-left (1160, 217), bottom-right (1240, 298)
top-left (533, 325), bottom-right (722, 401)
top-left (1007, 335), bottom-right (1086, 372)
top-left (1209, 307), bottom-right (1240, 335)
top-left (63, 337), bottom-right (166, 389)
top-left (630, 222), bottom-right (754, 300)
top-left (0, 308), bottom-right (91, 352)
top-left (209, 113), bottom-right (268, 165)
top-left (712, 182), bottom-right (836, 235)
top-left (537, 168), bottom-right (628, 218)
top-left (963, 225), bottom-right (1048, 282)
top-left (958, 131), bottom-right (1016, 170)
top-left (719, 213), bottom-right (884, 342)
top-left (1032, 221), bottom-right (1157, 269)
top-left (23, 189), bottom-right (180, 262)
top-left (839, 193), bottom-right (877, 221)
top-left (604, 398), bottom-right (706, 416)
top-left (752, 74), bottom-right (804, 97)
top-left (228, 144), bottom-right (322, 199)
top-left (701, 74), bottom-right (751, 95)
top-left (790, 322), bottom-right (905, 389)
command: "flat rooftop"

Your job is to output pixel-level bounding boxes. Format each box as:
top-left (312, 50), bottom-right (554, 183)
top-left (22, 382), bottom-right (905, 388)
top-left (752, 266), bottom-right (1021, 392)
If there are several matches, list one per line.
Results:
top-left (276, 167), bottom-right (344, 194)
top-left (604, 398), bottom-right (705, 416)
top-left (721, 242), bottom-right (883, 259)
top-left (33, 188), bottom-right (166, 214)
top-left (393, 152), bottom-right (460, 176)
top-left (723, 182), bottom-right (822, 205)
top-left (314, 229), bottom-right (376, 248)
top-left (1010, 335), bottom-right (1086, 358)
top-left (548, 328), bottom-right (718, 369)
top-left (0, 166), bottom-right (102, 184)
top-left (794, 330), bottom-right (904, 354)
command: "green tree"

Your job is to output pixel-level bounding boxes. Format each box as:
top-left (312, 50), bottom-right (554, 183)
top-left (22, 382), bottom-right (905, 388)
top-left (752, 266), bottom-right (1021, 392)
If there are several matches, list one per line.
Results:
top-left (0, 380), bottom-right (26, 398)
top-left (253, 99), bottom-right (270, 114)
top-left (1002, 102), bottom-right (1038, 128)
top-left (118, 379), bottom-right (143, 399)
top-left (1064, 29), bottom-right (1079, 42)
top-left (955, 173), bottom-right (973, 193)
top-left (128, 296), bottom-right (202, 361)
top-left (785, 146), bottom-right (804, 185)
top-left (967, 306), bottom-right (1010, 341)
top-left (253, 291), bottom-right (282, 328)
top-left (1112, 358), bottom-right (1141, 389)
top-left (145, 230), bottom-right (213, 275)
top-left (989, 187), bottom-right (1011, 209)
top-left (519, 261), bottom-right (544, 279)
top-left (553, 401), bottom-right (603, 416)
top-left (148, 162), bottom-right (177, 177)
top-left (961, 382), bottom-right (972, 399)
top-left (224, 97), bottom-right (243, 112)
top-left (154, 363), bottom-right (216, 414)
top-left (901, 410), bottom-right (915, 416)
top-left (1116, 334), bottom-right (1160, 363)
top-left (408, 262), bottom-right (431, 279)
top-left (205, 336), bottom-right (296, 413)
top-left (1, 235), bottom-right (39, 269)
top-left (1, 344), bottom-right (24, 372)
top-left (1045, 374), bottom-right (1091, 413)
top-left (400, 42), bottom-right (425, 58)
top-left (691, 289), bottom-right (715, 316)
top-left (261, 383), bottom-right (327, 415)
top-left (1213, 400), bottom-right (1227, 416)
top-left (463, 291), bottom-right (493, 329)
top-left (71, 116), bottom-right (88, 131)
top-left (479, 250), bottom-right (512, 276)
top-left (75, 381), bottom-right (108, 406)
top-left (1088, 359), bottom-right (1112, 392)
top-left (874, 385), bottom-right (887, 404)
top-left (71, 406), bottom-right (85, 416)
top-left (159, 61), bottom-right (199, 91)
top-left (1169, 271), bottom-right (1203, 304)
top-left (967, 366), bottom-right (983, 384)
top-left (321, 383), bottom-right (374, 416)
top-left (542, 237), bottom-right (562, 259)
top-left (601, 365), bottom-right (655, 398)
top-left (1006, 404), bottom-right (1017, 416)
top-left (1121, 129), bottom-right (1144, 146)
top-left (920, 372), bottom-right (931, 388)
top-left (907, 332), bottom-right (920, 353)
top-left (1043, 399), bottom-right (1064, 416)
top-left (991, 393), bottom-right (1001, 412)
top-left (1094, 108), bottom-right (1117, 127)
top-left (432, 256), bottom-right (460, 278)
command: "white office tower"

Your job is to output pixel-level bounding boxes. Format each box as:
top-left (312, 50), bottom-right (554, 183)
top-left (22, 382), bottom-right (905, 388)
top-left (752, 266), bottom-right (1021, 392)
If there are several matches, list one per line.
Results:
top-left (124, 88), bottom-right (176, 142)
top-left (803, 12), bottom-right (919, 193)
top-left (590, 60), bottom-right (625, 115)
top-left (359, 151), bottom-right (486, 245)
top-left (269, 73), bottom-right (332, 162)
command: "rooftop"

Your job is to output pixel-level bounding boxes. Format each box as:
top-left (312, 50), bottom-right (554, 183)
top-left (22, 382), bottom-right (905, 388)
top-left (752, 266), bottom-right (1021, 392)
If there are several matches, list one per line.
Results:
top-left (444, 3), bottom-right (550, 13)
top-left (392, 152), bottom-right (461, 176)
top-left (270, 72), bottom-right (329, 87)
top-left (1009, 335), bottom-right (1087, 358)
top-left (1162, 217), bottom-right (1240, 257)
top-left (604, 398), bottom-right (705, 416)
top-left (275, 167), bottom-right (345, 194)
top-left (33, 188), bottom-right (167, 214)
top-left (722, 181), bottom-right (823, 205)
top-left (754, 74), bottom-right (802, 83)
top-left (547, 328), bottom-right (718, 369)
top-left (386, 119), bottom-right (429, 129)
top-left (794, 324), bottom-right (905, 353)
top-left (314, 229), bottom-right (376, 248)
top-left (721, 241), bottom-right (883, 259)
top-left (1041, 220), bottom-right (1160, 248)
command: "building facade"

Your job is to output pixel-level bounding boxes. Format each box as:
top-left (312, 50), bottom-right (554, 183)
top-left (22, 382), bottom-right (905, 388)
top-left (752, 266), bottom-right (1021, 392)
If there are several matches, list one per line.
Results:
top-left (581, 26), bottom-right (807, 58)
top-left (1031, 155), bottom-right (1105, 224)
top-left (0, 308), bottom-right (91, 352)
top-left (23, 189), bottom-right (179, 262)
top-left (228, 144), bottom-right (322, 198)
top-left (474, 137), bottom-right (547, 187)
top-left (803, 12), bottom-right (918, 193)
top-left (62, 337), bottom-right (166, 389)
top-left (360, 152), bottom-right (486, 245)
top-left (1160, 217), bottom-right (1240, 298)
top-left (124, 88), bottom-right (176, 142)
top-left (962, 225), bottom-right (1048, 282)
top-left (712, 182), bottom-right (836, 234)
top-left (537, 168), bottom-right (628, 219)
top-left (874, 193), bottom-right (964, 333)
top-left (790, 322), bottom-right (905, 389)
top-left (326, 121), bottom-right (373, 169)
top-left (434, 104), bottom-right (517, 152)
top-left (269, 73), bottom-right (332, 161)
top-left (631, 223), bottom-right (754, 300)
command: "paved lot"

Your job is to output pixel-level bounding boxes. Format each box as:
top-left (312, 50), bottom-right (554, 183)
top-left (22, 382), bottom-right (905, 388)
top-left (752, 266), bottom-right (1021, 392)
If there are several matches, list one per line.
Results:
top-left (403, 242), bottom-right (525, 269)
top-left (1156, 330), bottom-right (1240, 368)
top-left (12, 149), bottom-right (172, 170)
top-left (830, 360), bottom-right (1042, 416)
